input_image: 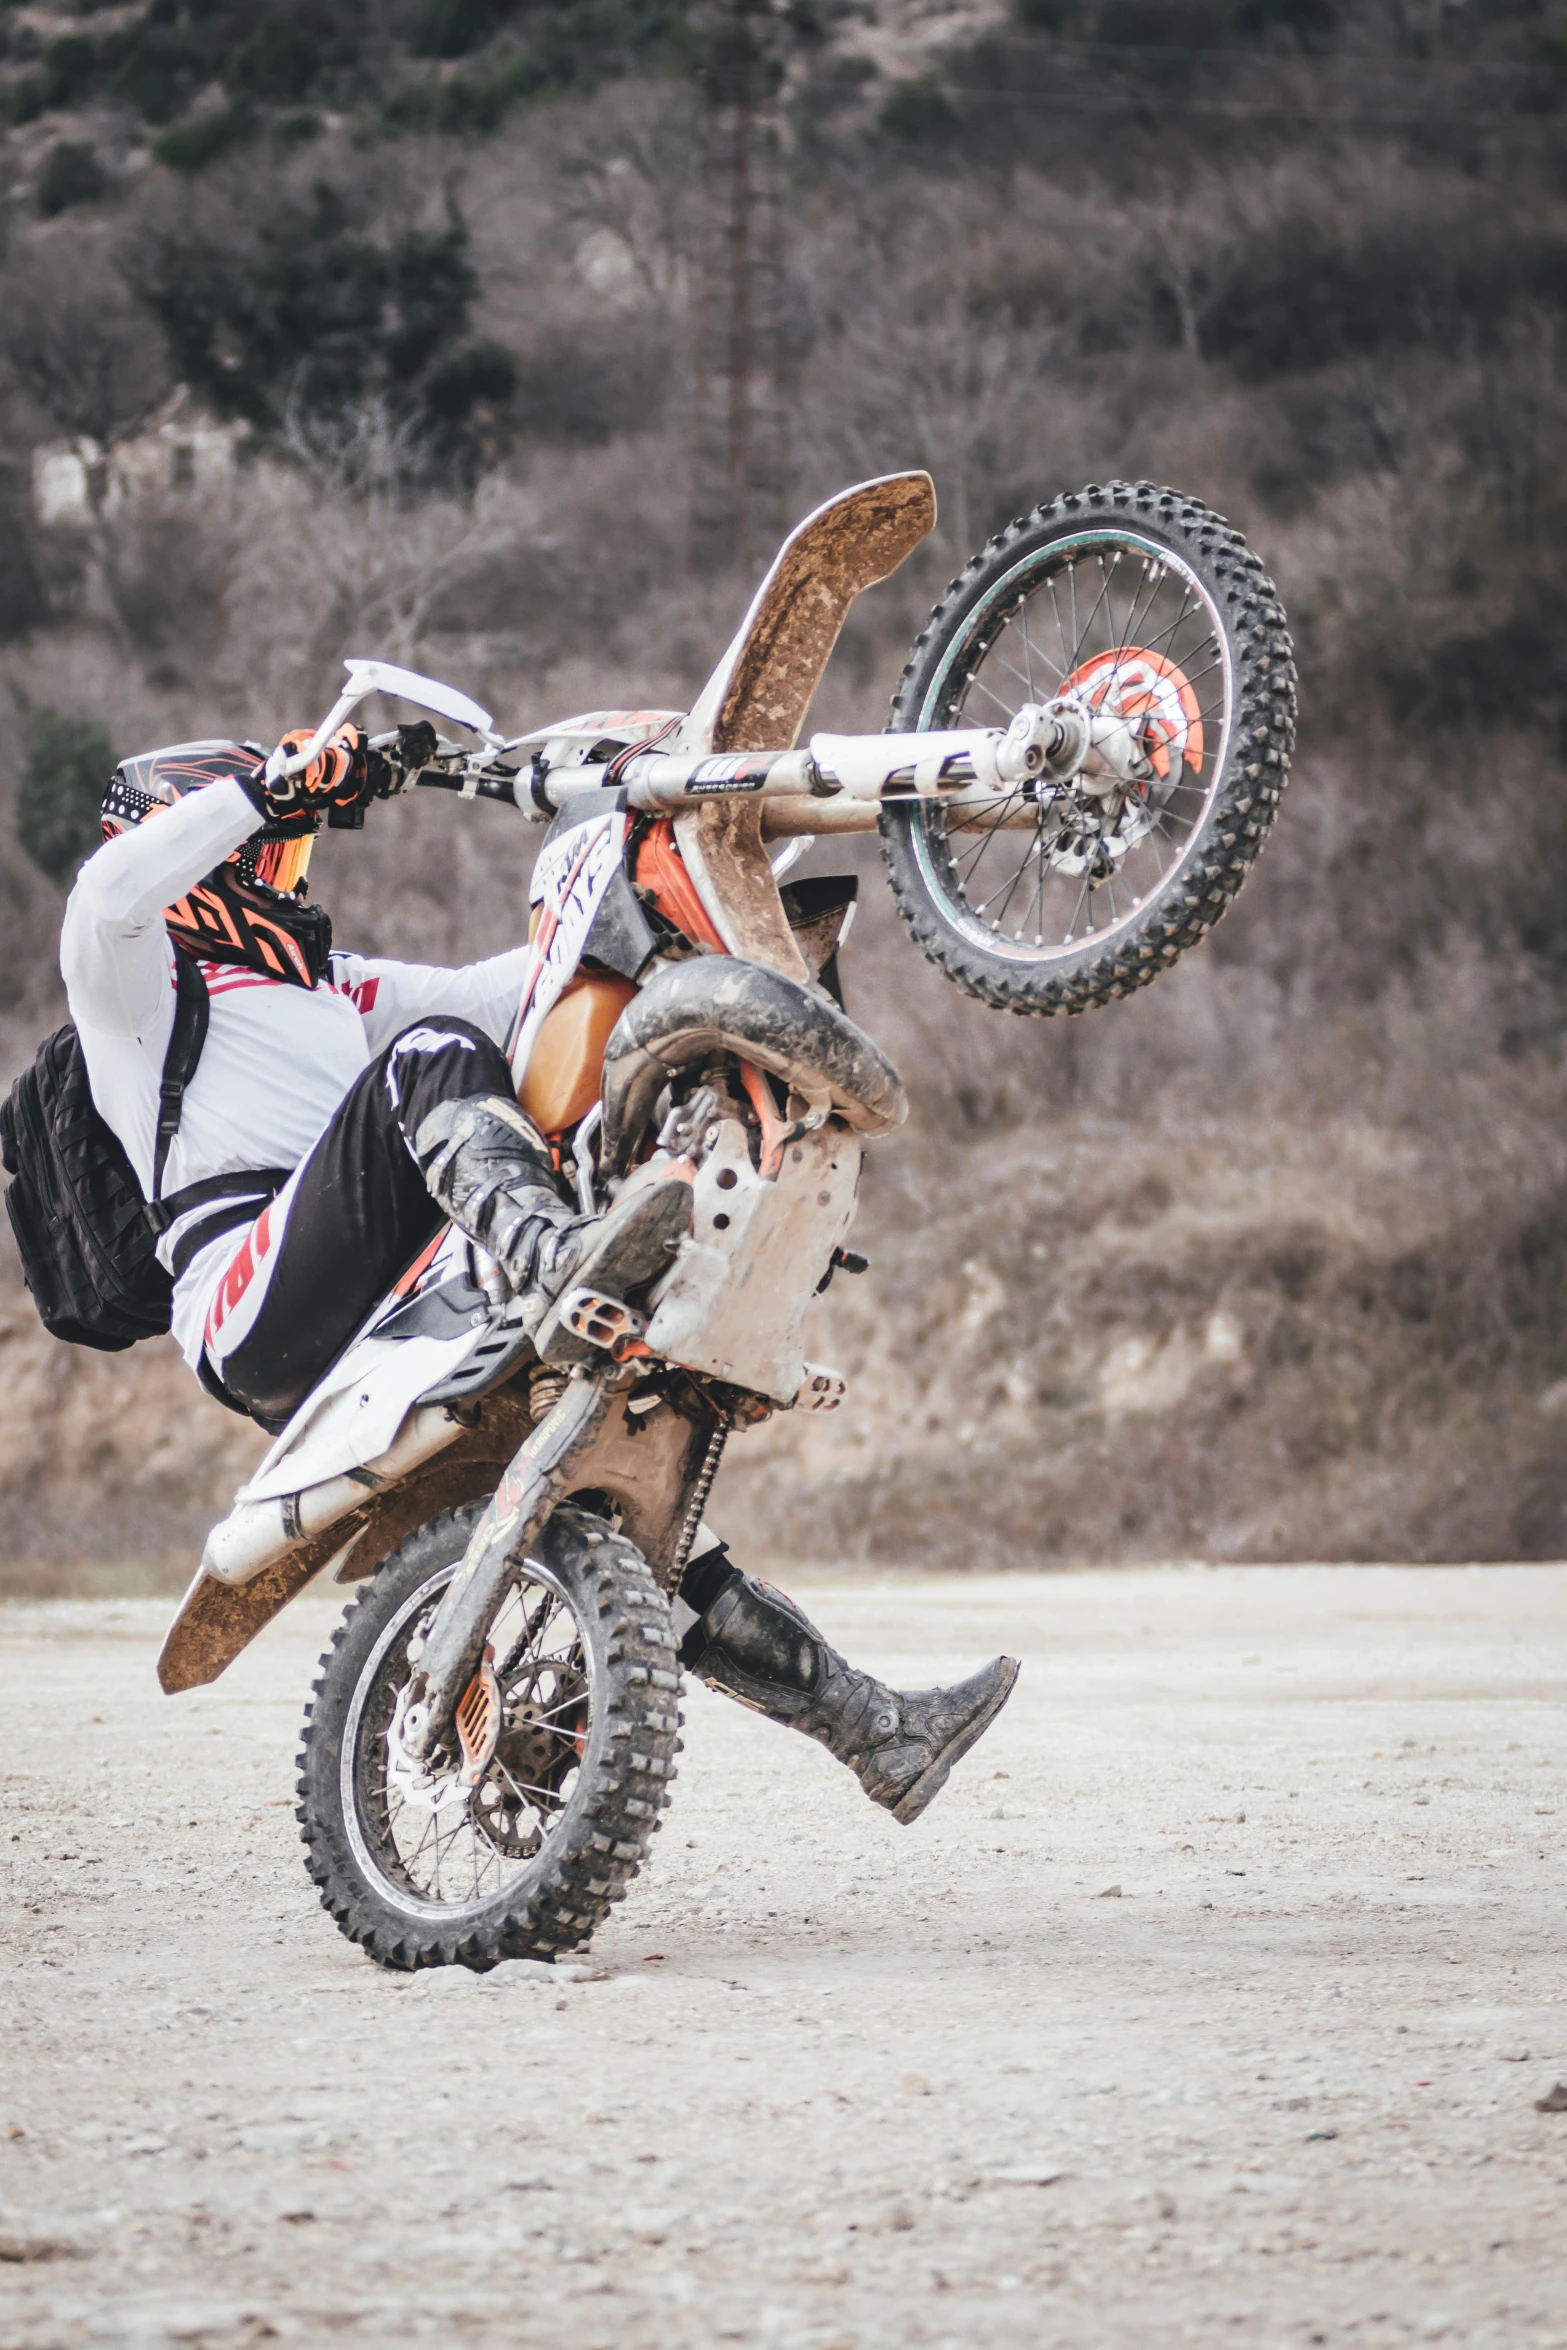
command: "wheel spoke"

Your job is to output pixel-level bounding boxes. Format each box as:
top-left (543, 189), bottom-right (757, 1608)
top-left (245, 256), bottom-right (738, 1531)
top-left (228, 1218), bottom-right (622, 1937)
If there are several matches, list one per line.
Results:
top-left (1100, 566), bottom-right (1170, 690)
top-left (908, 531), bottom-right (1237, 964)
top-left (966, 670), bottom-right (1018, 721)
top-left (1065, 552), bottom-right (1118, 674)
top-left (338, 1550), bottom-right (608, 1919)
top-left (987, 645), bottom-right (1041, 701)
top-left (1045, 569), bottom-right (1071, 681)
top-left (1016, 597), bottom-right (1049, 693)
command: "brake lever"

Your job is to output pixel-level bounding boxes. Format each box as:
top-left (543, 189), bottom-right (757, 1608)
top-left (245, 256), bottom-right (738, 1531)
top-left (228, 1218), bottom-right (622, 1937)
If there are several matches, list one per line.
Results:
top-left (328, 722), bottom-right (445, 828)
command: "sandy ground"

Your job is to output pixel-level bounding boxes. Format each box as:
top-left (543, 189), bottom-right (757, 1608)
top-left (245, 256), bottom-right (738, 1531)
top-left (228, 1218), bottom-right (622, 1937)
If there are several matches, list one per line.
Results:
top-left (2, 1564), bottom-right (1566, 2350)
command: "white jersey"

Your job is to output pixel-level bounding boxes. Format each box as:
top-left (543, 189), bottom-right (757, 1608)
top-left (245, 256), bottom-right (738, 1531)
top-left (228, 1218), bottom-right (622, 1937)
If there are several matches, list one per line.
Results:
top-left (61, 776), bottom-right (530, 1368)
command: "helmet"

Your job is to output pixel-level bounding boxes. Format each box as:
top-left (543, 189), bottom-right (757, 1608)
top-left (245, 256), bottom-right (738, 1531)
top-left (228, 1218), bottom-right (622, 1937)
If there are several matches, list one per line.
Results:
top-left (100, 739), bottom-right (333, 988)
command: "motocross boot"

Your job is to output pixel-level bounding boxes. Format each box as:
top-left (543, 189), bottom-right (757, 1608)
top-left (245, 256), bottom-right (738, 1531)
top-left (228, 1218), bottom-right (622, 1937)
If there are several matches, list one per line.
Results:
top-left (678, 1550), bottom-right (1019, 1825)
top-left (413, 1095), bottom-right (691, 1317)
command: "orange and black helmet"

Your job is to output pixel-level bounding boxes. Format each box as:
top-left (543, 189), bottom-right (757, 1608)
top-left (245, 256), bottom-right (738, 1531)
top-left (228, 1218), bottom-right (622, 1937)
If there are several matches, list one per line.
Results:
top-left (101, 739), bottom-right (333, 988)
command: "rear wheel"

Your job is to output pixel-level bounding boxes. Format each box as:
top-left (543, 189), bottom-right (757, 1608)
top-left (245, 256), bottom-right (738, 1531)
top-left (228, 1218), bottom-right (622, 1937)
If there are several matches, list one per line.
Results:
top-left (879, 481), bottom-right (1296, 1016)
top-left (296, 1502), bottom-right (681, 1971)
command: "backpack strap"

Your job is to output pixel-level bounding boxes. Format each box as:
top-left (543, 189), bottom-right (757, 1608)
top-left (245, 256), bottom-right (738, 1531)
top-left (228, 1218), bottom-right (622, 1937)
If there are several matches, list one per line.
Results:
top-left (160, 1172), bottom-right (292, 1278)
top-left (151, 949), bottom-right (210, 1205)
top-left (143, 948), bottom-right (293, 1275)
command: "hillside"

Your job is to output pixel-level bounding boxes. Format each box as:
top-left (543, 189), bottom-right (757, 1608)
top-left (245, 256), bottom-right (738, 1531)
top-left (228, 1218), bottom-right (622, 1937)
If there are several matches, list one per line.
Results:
top-left (3, 0), bottom-right (1567, 1581)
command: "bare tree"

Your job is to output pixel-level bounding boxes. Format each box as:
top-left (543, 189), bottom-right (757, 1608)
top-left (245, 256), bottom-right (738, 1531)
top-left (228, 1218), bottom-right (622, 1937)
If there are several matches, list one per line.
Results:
top-left (0, 246), bottom-right (170, 449)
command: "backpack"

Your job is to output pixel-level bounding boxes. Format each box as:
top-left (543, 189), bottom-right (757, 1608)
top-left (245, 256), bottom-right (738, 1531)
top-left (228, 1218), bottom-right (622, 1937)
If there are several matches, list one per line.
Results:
top-left (0, 952), bottom-right (282, 1352)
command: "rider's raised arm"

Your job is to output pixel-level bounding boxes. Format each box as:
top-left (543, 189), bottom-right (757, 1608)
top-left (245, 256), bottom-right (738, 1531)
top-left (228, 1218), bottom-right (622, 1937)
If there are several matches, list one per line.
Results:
top-left (327, 946), bottom-right (534, 1055)
top-left (62, 775), bottom-right (264, 1038)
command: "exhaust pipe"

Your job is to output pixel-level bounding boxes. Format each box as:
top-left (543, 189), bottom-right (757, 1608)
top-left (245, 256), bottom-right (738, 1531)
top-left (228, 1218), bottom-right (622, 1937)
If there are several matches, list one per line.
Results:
top-left (198, 1405), bottom-right (464, 1588)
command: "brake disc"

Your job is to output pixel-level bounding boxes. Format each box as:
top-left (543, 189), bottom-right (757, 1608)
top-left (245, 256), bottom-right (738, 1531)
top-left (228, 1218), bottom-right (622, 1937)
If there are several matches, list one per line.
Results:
top-left (471, 1656), bottom-right (589, 1858)
top-left (1041, 643), bottom-right (1203, 877)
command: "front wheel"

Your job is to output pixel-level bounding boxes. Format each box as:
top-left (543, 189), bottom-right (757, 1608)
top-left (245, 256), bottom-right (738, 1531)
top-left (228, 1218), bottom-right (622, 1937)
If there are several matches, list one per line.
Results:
top-left (880, 481), bottom-right (1296, 1017)
top-left (296, 1502), bottom-right (682, 1971)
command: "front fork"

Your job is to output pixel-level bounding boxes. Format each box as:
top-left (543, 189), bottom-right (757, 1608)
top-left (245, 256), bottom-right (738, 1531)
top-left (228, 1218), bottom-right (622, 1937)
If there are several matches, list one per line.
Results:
top-left (402, 1366), bottom-right (618, 1764)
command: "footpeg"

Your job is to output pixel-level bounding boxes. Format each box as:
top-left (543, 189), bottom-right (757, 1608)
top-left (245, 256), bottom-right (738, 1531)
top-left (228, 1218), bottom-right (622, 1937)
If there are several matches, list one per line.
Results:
top-left (557, 1287), bottom-right (648, 1352)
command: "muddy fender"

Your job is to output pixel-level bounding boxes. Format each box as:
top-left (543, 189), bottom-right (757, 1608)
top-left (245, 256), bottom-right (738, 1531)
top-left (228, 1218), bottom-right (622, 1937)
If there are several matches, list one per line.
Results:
top-left (600, 956), bottom-right (907, 1175)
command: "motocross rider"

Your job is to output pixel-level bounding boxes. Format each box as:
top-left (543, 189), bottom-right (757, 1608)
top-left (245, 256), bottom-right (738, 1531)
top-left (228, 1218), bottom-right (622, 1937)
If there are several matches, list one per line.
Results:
top-left (63, 729), bottom-right (1016, 1824)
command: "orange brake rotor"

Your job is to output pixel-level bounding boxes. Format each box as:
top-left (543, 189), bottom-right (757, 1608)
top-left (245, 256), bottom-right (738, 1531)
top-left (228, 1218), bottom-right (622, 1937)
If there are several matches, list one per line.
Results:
top-left (1061, 646), bottom-right (1204, 782)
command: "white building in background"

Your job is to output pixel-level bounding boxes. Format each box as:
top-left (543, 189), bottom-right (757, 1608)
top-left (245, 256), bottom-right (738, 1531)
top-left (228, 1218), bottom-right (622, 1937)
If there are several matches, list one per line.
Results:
top-left (30, 387), bottom-right (247, 526)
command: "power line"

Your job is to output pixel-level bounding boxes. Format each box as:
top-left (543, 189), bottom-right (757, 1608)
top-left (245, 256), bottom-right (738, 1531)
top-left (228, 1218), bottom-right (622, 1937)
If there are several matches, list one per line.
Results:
top-left (945, 30), bottom-right (1532, 71)
top-left (938, 80), bottom-right (1563, 125)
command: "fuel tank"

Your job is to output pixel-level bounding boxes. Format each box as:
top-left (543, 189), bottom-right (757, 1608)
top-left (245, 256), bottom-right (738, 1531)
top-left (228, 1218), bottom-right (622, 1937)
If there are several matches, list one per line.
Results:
top-left (518, 973), bottom-right (636, 1136)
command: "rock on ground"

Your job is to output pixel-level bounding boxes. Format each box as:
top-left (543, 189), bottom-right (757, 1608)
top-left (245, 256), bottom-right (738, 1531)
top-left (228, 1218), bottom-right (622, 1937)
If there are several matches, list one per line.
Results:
top-left (1, 1565), bottom-right (1565, 2350)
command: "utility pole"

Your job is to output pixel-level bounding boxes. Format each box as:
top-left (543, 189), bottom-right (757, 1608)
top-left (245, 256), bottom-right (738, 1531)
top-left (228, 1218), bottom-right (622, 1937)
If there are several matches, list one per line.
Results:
top-left (690, 0), bottom-right (786, 576)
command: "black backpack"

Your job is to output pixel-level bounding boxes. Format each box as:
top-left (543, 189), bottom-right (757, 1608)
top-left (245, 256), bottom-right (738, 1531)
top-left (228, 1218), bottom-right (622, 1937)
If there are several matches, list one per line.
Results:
top-left (0, 953), bottom-right (282, 1352)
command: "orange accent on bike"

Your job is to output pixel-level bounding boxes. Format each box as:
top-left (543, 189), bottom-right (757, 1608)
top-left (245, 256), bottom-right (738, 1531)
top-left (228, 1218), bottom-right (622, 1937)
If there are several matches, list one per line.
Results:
top-left (739, 1060), bottom-right (794, 1180)
top-left (456, 1648), bottom-right (501, 1787)
top-left (633, 819), bottom-right (727, 954)
top-left (519, 973), bottom-right (637, 1138)
top-left (1061, 647), bottom-right (1204, 781)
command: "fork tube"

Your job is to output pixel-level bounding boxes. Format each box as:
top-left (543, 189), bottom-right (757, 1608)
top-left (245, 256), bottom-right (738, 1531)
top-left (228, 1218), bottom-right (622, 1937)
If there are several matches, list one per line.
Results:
top-left (403, 1369), bottom-right (618, 1761)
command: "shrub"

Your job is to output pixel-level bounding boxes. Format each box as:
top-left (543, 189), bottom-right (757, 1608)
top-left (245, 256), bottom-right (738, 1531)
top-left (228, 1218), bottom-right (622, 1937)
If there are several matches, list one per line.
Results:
top-left (16, 712), bottom-right (114, 886)
top-left (414, 0), bottom-right (522, 60)
top-left (110, 23), bottom-right (210, 125)
top-left (40, 33), bottom-right (101, 109)
top-left (877, 77), bottom-right (959, 142)
top-left (152, 104), bottom-right (256, 171)
top-left (224, 16), bottom-right (321, 103)
top-left (1199, 212), bottom-right (1567, 381)
top-left (1, 247), bottom-right (171, 443)
top-left (137, 188), bottom-right (515, 482)
top-left (108, 2), bottom-right (366, 128)
top-left (35, 140), bottom-right (106, 216)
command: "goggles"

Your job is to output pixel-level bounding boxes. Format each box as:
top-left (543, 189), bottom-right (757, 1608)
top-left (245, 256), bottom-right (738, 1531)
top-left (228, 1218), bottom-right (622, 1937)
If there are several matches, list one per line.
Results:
top-left (251, 833), bottom-right (315, 895)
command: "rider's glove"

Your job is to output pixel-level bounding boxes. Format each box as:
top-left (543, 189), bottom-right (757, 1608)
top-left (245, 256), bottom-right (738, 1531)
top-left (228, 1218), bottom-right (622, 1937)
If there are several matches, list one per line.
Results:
top-left (248, 725), bottom-right (369, 831)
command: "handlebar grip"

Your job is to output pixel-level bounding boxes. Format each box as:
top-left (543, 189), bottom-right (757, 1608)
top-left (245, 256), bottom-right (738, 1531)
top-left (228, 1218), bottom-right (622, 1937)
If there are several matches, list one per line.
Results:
top-left (411, 767), bottom-right (521, 808)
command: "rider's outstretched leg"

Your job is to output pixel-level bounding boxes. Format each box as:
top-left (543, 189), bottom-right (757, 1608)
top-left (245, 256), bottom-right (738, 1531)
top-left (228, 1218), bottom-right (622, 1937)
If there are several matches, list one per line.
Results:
top-left (675, 1545), bottom-right (1019, 1826)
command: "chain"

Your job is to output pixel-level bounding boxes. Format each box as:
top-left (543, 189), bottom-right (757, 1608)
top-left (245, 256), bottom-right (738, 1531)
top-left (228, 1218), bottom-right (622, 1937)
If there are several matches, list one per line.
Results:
top-left (666, 1420), bottom-right (730, 1592)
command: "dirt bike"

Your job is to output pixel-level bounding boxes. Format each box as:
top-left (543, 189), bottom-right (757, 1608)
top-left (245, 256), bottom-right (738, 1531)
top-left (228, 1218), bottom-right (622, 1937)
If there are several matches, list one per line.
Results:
top-left (156, 472), bottom-right (1295, 1970)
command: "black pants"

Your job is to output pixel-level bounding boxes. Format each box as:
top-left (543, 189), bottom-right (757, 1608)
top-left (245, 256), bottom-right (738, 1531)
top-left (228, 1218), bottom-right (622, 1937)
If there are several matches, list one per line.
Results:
top-left (206, 1019), bottom-right (527, 1429)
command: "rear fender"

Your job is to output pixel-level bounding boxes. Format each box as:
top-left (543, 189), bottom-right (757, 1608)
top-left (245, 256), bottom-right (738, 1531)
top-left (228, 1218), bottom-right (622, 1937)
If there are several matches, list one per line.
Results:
top-left (600, 954), bottom-right (907, 1176)
top-left (156, 1394), bottom-right (531, 1694)
top-left (156, 1379), bottom-right (711, 1695)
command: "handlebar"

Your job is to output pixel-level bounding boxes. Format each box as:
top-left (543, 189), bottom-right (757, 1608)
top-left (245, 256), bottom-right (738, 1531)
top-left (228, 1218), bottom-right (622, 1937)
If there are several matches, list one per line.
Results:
top-left (280, 657), bottom-right (1118, 830)
top-left (263, 659), bottom-right (497, 783)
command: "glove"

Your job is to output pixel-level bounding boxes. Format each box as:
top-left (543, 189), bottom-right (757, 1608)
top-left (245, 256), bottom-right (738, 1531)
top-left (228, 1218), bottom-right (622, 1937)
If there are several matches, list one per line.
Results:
top-left (254, 724), bottom-right (369, 830)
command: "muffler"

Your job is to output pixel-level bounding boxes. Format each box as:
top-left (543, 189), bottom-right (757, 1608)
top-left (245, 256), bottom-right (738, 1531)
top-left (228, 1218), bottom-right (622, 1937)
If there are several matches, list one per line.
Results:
top-left (197, 1405), bottom-right (464, 1587)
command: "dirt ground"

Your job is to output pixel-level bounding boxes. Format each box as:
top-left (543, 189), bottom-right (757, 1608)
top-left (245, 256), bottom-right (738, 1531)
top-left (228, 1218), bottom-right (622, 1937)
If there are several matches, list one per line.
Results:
top-left (2, 1564), bottom-right (1566, 2350)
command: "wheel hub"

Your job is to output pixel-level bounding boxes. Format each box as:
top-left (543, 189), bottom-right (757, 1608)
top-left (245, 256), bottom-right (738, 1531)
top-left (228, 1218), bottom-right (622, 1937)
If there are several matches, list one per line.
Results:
top-left (385, 1683), bottom-right (468, 1816)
